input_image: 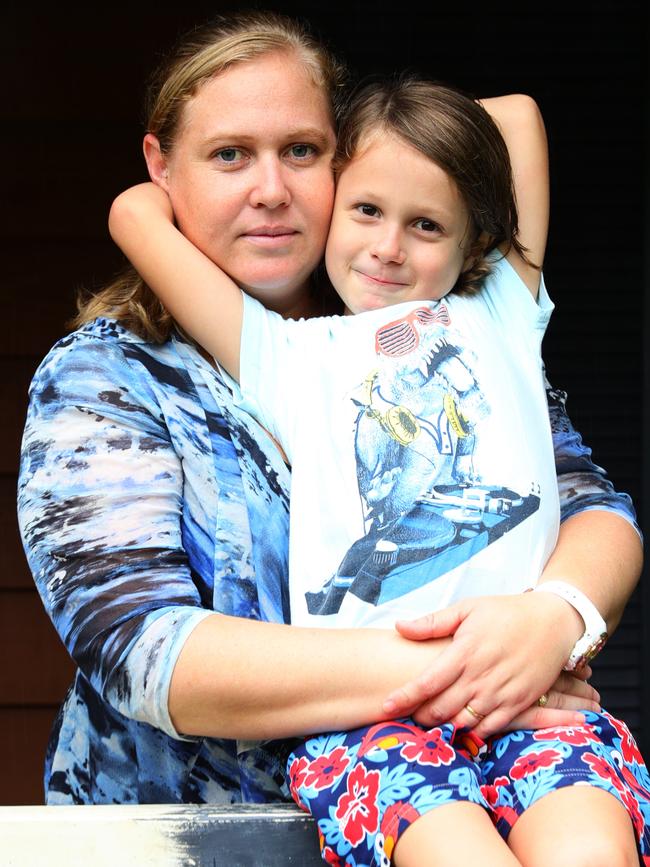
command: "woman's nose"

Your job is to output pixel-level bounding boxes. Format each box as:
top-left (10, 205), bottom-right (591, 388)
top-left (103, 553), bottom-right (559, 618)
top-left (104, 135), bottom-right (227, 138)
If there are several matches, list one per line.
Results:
top-left (249, 157), bottom-right (291, 209)
top-left (371, 227), bottom-right (406, 265)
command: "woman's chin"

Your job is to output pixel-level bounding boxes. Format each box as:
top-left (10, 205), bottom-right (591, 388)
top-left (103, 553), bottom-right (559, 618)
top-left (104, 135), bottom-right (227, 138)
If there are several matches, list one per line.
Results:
top-left (242, 277), bottom-right (316, 319)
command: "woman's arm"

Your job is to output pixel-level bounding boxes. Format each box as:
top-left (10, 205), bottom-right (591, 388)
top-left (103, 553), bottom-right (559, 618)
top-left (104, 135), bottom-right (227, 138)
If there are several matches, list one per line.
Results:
top-left (109, 183), bottom-right (243, 379)
top-left (168, 609), bottom-right (595, 739)
top-left (19, 332), bottom-right (593, 742)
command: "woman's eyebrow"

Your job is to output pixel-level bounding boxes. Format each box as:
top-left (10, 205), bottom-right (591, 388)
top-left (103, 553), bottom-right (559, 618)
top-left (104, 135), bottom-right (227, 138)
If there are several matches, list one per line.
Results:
top-left (202, 128), bottom-right (334, 149)
top-left (290, 128), bottom-right (334, 148)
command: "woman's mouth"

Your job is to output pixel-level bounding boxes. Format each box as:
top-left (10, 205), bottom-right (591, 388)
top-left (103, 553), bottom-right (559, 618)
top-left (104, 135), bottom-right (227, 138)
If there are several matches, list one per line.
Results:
top-left (243, 226), bottom-right (299, 248)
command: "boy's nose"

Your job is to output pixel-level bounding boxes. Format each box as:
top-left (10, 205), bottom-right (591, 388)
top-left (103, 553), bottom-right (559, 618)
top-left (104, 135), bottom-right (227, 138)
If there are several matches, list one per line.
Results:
top-left (371, 227), bottom-right (406, 264)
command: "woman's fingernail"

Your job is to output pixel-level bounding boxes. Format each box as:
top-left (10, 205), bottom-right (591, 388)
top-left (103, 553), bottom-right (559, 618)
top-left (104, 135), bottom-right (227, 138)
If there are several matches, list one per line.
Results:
top-left (383, 699), bottom-right (396, 713)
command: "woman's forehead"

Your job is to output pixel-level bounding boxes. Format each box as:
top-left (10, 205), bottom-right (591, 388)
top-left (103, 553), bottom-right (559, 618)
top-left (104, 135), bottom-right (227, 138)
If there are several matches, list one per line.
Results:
top-left (178, 51), bottom-right (334, 141)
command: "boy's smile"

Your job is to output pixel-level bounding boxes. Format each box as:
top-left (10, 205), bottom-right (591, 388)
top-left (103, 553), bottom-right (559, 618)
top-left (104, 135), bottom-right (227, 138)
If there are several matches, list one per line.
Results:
top-left (325, 133), bottom-right (475, 315)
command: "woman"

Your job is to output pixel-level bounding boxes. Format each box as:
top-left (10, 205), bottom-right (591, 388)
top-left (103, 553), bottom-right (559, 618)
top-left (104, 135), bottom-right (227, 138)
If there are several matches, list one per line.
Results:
top-left (18, 10), bottom-right (640, 811)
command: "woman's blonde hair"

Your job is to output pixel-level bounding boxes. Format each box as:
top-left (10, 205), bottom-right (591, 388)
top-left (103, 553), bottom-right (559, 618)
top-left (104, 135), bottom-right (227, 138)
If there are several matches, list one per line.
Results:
top-left (72, 11), bottom-right (347, 342)
top-left (334, 76), bottom-right (535, 296)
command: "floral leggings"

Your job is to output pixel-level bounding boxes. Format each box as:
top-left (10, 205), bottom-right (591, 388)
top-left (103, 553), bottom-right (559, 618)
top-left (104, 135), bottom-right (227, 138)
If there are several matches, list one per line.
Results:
top-left (287, 711), bottom-right (650, 867)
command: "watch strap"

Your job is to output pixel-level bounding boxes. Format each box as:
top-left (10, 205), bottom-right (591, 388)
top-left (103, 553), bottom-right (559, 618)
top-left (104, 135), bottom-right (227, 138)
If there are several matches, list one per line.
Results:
top-left (533, 580), bottom-right (608, 670)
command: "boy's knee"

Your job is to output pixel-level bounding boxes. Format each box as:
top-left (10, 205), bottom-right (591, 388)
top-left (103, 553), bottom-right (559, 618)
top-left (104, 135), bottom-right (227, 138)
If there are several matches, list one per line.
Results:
top-left (509, 787), bottom-right (640, 867)
top-left (537, 831), bottom-right (638, 867)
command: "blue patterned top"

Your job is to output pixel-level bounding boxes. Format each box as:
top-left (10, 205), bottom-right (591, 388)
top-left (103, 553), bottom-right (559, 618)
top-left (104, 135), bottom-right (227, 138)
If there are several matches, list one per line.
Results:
top-left (17, 318), bottom-right (639, 804)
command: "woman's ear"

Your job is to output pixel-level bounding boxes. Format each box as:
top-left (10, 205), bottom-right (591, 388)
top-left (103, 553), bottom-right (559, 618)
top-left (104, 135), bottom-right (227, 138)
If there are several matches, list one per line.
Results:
top-left (143, 134), bottom-right (170, 191)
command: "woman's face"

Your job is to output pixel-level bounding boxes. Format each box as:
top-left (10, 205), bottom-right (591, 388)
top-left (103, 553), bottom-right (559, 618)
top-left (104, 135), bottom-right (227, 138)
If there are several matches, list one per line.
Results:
top-left (147, 51), bottom-right (336, 317)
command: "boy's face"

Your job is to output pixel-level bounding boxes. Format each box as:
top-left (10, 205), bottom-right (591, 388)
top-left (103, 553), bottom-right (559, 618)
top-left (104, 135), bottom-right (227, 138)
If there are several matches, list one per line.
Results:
top-left (325, 134), bottom-right (474, 315)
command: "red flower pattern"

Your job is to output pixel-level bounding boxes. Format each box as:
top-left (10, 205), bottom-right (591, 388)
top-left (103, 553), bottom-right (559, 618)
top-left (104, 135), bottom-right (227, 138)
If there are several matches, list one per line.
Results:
top-left (492, 804), bottom-right (521, 829)
top-left (532, 725), bottom-right (599, 747)
top-left (510, 748), bottom-right (562, 780)
top-left (287, 755), bottom-right (310, 811)
top-left (581, 752), bottom-right (624, 792)
top-left (335, 763), bottom-right (381, 846)
top-left (321, 844), bottom-right (342, 865)
top-left (619, 787), bottom-right (644, 840)
top-left (399, 727), bottom-right (455, 766)
top-left (481, 775), bottom-right (510, 808)
top-left (304, 746), bottom-right (350, 790)
top-left (608, 714), bottom-right (644, 765)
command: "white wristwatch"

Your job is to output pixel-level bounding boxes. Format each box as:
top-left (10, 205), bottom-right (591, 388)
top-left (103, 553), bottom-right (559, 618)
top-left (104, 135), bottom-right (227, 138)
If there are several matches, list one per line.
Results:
top-left (533, 580), bottom-right (608, 671)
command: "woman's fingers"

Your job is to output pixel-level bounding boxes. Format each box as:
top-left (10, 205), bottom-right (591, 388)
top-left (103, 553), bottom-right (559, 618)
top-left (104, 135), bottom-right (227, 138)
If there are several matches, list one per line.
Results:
top-left (542, 686), bottom-right (600, 714)
top-left (496, 706), bottom-right (588, 733)
top-left (413, 673), bottom-right (601, 734)
top-left (394, 603), bottom-right (465, 641)
top-left (550, 671), bottom-right (600, 704)
top-left (383, 643), bottom-right (466, 716)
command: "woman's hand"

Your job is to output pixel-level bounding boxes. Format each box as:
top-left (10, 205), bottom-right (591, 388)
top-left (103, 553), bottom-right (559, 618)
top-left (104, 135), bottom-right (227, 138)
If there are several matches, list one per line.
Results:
top-left (495, 669), bottom-right (600, 733)
top-left (383, 591), bottom-right (591, 737)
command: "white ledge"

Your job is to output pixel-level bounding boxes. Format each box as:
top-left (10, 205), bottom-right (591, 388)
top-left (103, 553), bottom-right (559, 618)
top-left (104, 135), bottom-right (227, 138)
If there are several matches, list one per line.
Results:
top-left (0, 803), bottom-right (322, 866)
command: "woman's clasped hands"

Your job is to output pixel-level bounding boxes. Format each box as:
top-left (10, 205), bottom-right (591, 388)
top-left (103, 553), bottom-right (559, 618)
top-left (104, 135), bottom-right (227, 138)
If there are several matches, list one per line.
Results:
top-left (384, 590), bottom-right (601, 737)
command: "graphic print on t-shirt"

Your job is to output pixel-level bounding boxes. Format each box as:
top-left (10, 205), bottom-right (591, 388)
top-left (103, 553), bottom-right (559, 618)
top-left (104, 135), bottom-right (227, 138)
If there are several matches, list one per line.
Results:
top-left (306, 304), bottom-right (539, 615)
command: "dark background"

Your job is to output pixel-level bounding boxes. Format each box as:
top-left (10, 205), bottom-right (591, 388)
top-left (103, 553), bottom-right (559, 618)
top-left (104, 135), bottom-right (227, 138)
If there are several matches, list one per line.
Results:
top-left (2, 1), bottom-right (647, 803)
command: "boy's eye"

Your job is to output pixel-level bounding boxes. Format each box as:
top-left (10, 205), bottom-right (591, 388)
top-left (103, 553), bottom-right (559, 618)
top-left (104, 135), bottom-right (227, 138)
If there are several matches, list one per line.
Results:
top-left (414, 218), bottom-right (441, 233)
top-left (214, 147), bottom-right (245, 164)
top-left (288, 143), bottom-right (316, 159)
top-left (357, 204), bottom-right (380, 218)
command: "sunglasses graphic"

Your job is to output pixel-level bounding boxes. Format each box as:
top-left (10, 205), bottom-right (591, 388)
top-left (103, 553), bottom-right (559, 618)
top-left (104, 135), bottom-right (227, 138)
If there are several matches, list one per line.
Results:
top-left (375, 304), bottom-right (451, 357)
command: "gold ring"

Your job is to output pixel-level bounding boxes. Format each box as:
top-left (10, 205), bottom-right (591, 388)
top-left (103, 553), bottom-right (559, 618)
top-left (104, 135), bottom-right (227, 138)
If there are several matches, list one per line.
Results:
top-left (537, 692), bottom-right (549, 708)
top-left (464, 703), bottom-right (485, 721)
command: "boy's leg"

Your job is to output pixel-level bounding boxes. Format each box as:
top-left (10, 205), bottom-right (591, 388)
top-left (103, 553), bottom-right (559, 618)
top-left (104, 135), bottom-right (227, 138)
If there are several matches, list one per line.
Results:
top-left (287, 719), bottom-right (495, 866)
top-left (507, 786), bottom-right (638, 867)
top-left (483, 711), bottom-right (650, 867)
top-left (394, 800), bottom-right (521, 867)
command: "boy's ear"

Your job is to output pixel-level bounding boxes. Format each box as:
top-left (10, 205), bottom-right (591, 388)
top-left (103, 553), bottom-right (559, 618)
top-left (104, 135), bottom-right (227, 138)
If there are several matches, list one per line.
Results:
top-left (143, 134), bottom-right (170, 191)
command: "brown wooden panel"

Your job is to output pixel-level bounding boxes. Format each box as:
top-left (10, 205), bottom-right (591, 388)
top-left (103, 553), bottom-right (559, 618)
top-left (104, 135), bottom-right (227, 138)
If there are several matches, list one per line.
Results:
top-left (4, 239), bottom-right (123, 358)
top-left (3, 133), bottom-right (145, 241)
top-left (0, 591), bottom-right (74, 705)
top-left (5, 10), bottom-right (195, 121)
top-left (0, 358), bottom-right (40, 476)
top-left (0, 707), bottom-right (58, 805)
top-left (0, 476), bottom-right (32, 590)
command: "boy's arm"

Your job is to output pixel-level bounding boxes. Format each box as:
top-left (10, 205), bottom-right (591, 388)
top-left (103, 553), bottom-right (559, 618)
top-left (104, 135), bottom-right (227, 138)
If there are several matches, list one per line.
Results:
top-left (480, 94), bottom-right (549, 297)
top-left (109, 183), bottom-right (242, 380)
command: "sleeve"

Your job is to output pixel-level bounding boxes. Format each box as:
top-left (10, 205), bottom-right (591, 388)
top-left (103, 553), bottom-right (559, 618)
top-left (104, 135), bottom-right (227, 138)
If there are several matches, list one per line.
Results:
top-left (545, 371), bottom-right (641, 536)
top-left (17, 334), bottom-right (213, 739)
top-left (236, 292), bottom-right (322, 462)
top-left (481, 252), bottom-right (554, 347)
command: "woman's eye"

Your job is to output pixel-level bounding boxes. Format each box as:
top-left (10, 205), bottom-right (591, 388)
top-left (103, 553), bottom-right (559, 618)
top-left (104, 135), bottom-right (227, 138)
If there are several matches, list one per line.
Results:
top-left (414, 218), bottom-right (441, 233)
top-left (214, 147), bottom-right (244, 164)
top-left (288, 143), bottom-right (316, 160)
top-left (357, 204), bottom-right (379, 218)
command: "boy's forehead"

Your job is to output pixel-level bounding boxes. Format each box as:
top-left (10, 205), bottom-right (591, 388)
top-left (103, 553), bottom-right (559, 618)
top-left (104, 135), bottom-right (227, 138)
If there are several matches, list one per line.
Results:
top-left (337, 135), bottom-right (466, 223)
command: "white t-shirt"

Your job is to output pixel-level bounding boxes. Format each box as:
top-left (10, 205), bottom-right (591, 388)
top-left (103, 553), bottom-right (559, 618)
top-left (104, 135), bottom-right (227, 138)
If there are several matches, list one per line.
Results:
top-left (236, 255), bottom-right (558, 628)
